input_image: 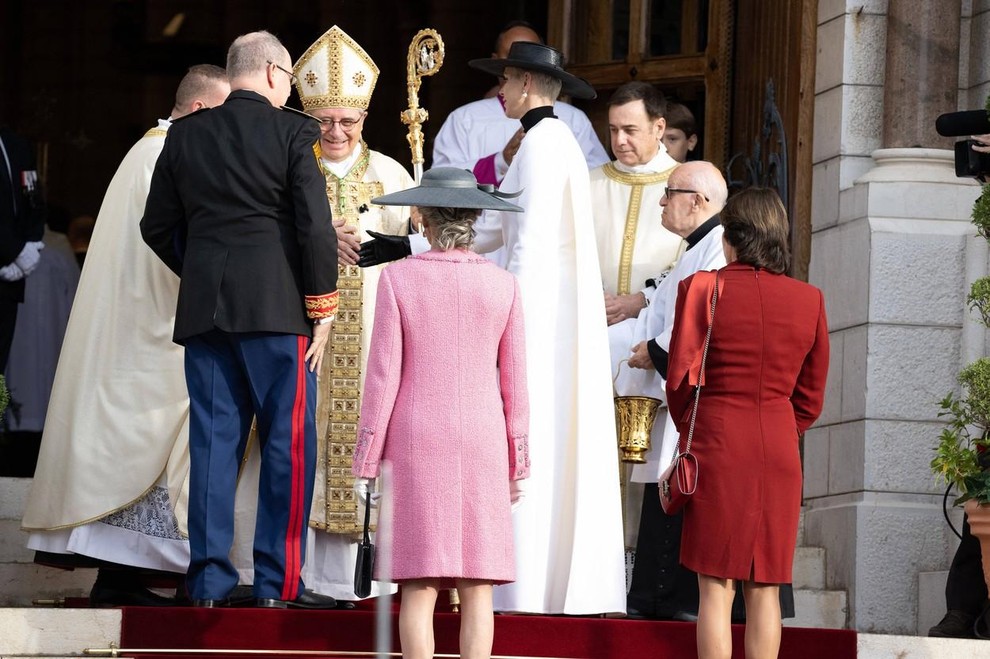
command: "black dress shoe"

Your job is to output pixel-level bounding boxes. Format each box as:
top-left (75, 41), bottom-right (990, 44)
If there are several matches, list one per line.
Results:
top-left (255, 589), bottom-right (338, 610)
top-left (928, 609), bottom-right (976, 638)
top-left (192, 598), bottom-right (229, 608)
top-left (624, 606), bottom-right (653, 620)
top-left (89, 581), bottom-right (177, 607)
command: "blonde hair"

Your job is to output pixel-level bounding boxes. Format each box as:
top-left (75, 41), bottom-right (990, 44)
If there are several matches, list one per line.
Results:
top-left (419, 206), bottom-right (480, 251)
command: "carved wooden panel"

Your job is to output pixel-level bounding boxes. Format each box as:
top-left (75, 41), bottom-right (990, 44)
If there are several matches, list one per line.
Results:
top-left (728, 0), bottom-right (817, 280)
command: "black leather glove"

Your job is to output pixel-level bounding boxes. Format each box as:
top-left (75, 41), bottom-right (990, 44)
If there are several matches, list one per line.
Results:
top-left (357, 230), bottom-right (412, 268)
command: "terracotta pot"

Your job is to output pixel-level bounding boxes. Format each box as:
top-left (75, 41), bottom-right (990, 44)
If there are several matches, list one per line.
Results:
top-left (964, 499), bottom-right (990, 590)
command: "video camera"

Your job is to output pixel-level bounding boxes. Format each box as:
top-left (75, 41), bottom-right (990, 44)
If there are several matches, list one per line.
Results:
top-left (936, 109), bottom-right (990, 180)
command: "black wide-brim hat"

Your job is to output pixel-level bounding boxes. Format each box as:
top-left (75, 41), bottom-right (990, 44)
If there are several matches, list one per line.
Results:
top-left (468, 41), bottom-right (596, 100)
top-left (371, 167), bottom-right (524, 212)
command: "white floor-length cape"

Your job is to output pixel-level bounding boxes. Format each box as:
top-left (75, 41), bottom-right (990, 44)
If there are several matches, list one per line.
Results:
top-left (476, 116), bottom-right (626, 615)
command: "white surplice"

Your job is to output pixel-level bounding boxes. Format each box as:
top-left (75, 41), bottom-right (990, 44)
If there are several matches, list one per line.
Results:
top-left (433, 96), bottom-right (609, 179)
top-left (23, 121), bottom-right (191, 572)
top-left (610, 223), bottom-right (726, 484)
top-left (475, 116), bottom-right (626, 615)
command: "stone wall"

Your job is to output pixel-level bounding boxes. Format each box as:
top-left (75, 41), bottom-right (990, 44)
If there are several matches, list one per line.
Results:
top-left (807, 0), bottom-right (990, 634)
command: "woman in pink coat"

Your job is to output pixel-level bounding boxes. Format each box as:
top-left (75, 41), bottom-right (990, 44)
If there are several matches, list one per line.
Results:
top-left (352, 168), bottom-right (529, 659)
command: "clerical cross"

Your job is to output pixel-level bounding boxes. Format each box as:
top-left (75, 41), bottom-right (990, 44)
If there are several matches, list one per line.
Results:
top-left (353, 72), bottom-right (366, 87)
top-left (305, 71), bottom-right (318, 87)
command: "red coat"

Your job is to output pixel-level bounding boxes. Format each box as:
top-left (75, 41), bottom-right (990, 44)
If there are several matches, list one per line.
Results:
top-left (666, 263), bottom-right (829, 583)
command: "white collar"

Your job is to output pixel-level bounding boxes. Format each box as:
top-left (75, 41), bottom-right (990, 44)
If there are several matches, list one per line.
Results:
top-left (613, 144), bottom-right (675, 174)
top-left (322, 142), bottom-right (363, 178)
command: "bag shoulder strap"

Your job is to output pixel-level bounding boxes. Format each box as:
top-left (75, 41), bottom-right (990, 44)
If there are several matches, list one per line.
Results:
top-left (681, 273), bottom-right (719, 457)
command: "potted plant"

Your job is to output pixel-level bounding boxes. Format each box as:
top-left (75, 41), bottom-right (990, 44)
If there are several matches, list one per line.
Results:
top-left (932, 358), bottom-right (990, 507)
top-left (933, 119), bottom-right (990, 598)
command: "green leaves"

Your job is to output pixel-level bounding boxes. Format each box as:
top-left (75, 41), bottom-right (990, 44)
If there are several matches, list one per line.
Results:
top-left (974, 185), bottom-right (990, 243)
top-left (932, 368), bottom-right (990, 505)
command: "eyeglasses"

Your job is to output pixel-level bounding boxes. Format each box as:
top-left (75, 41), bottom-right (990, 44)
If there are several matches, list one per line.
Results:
top-left (316, 116), bottom-right (364, 132)
top-left (267, 60), bottom-right (298, 86)
top-left (663, 187), bottom-right (710, 202)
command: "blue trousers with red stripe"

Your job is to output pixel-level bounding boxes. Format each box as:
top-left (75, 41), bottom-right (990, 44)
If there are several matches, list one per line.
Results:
top-left (183, 329), bottom-right (316, 601)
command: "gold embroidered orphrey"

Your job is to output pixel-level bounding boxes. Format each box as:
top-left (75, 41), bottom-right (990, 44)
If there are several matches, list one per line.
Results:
top-left (602, 162), bottom-right (678, 295)
top-left (314, 143), bottom-right (383, 535)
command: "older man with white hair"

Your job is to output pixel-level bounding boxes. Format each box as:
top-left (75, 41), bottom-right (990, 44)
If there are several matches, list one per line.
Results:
top-left (611, 160), bottom-right (728, 620)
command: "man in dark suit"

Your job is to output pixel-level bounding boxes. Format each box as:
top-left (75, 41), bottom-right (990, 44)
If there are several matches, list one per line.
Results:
top-left (0, 126), bottom-right (46, 373)
top-left (141, 30), bottom-right (338, 608)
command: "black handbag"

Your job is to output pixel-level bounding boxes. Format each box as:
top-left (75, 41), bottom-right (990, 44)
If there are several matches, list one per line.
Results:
top-left (353, 493), bottom-right (375, 598)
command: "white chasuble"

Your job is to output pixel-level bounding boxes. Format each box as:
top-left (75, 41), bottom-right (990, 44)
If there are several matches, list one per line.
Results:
top-left (589, 151), bottom-right (682, 296)
top-left (479, 118), bottom-right (626, 615)
top-left (23, 124), bottom-right (192, 572)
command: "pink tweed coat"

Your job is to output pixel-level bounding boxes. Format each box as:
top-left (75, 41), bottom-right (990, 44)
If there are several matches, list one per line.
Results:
top-left (352, 248), bottom-right (530, 584)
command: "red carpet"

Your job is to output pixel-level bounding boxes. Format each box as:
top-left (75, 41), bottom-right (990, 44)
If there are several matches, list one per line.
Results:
top-left (119, 606), bottom-right (857, 658)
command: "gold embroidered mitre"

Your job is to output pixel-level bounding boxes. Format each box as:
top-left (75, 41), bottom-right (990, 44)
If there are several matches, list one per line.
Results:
top-left (293, 26), bottom-right (379, 111)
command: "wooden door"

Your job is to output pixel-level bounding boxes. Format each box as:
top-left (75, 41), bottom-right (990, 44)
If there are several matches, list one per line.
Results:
top-left (546, 0), bottom-right (818, 278)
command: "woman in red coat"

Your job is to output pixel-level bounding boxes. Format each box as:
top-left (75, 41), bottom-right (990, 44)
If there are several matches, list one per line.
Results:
top-left (666, 187), bottom-right (829, 659)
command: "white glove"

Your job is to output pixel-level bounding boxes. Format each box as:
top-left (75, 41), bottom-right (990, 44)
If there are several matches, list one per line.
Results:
top-left (0, 262), bottom-right (25, 281)
top-left (509, 479), bottom-right (527, 511)
top-left (13, 241), bottom-right (43, 276)
top-left (354, 477), bottom-right (381, 508)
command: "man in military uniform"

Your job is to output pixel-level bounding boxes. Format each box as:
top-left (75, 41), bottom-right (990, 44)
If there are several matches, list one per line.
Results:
top-left (141, 30), bottom-right (338, 608)
top-left (232, 26), bottom-right (414, 605)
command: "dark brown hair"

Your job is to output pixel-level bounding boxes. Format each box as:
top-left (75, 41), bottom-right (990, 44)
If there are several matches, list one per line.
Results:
top-left (720, 187), bottom-right (790, 274)
top-left (607, 81), bottom-right (667, 120)
top-left (664, 101), bottom-right (696, 137)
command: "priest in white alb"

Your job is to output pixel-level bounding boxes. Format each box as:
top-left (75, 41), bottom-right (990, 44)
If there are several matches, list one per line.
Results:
top-left (230, 26), bottom-right (414, 606)
top-left (611, 160), bottom-right (728, 620)
top-left (591, 81), bottom-right (684, 327)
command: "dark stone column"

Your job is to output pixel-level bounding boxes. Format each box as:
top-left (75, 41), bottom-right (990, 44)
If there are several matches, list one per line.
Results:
top-left (882, 0), bottom-right (961, 148)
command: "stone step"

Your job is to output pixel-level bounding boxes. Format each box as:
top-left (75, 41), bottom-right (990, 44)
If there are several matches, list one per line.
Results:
top-left (5, 608), bottom-right (987, 659)
top-left (0, 518), bottom-right (34, 563)
top-left (0, 562), bottom-right (95, 607)
top-left (0, 476), bottom-right (30, 520)
top-left (858, 632), bottom-right (990, 658)
top-left (793, 546), bottom-right (826, 590)
top-left (916, 570), bottom-right (949, 637)
top-left (0, 607), bottom-right (120, 656)
top-left (785, 588), bottom-right (848, 629)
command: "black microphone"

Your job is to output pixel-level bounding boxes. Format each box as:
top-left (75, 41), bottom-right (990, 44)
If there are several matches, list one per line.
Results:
top-left (935, 110), bottom-right (990, 137)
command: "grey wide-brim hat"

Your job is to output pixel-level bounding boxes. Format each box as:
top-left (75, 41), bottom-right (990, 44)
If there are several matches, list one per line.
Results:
top-left (468, 41), bottom-right (596, 101)
top-left (371, 167), bottom-right (523, 212)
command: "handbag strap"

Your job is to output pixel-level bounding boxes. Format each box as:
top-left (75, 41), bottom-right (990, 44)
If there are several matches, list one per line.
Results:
top-left (362, 489), bottom-right (372, 544)
top-left (681, 274), bottom-right (719, 457)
